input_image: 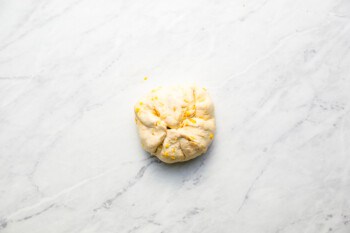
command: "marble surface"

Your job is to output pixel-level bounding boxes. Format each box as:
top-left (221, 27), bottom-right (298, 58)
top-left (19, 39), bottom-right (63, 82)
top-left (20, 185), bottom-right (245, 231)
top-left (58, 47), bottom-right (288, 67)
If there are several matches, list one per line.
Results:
top-left (1, 0), bottom-right (350, 232)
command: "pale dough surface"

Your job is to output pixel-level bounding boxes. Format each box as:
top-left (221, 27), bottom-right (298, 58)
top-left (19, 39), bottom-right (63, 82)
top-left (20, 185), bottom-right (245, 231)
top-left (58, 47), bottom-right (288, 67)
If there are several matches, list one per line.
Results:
top-left (134, 86), bottom-right (215, 163)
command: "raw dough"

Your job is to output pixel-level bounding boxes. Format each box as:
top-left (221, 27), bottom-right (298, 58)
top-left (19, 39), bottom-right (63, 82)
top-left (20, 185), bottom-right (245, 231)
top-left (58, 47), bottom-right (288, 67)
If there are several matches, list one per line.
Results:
top-left (134, 86), bottom-right (215, 163)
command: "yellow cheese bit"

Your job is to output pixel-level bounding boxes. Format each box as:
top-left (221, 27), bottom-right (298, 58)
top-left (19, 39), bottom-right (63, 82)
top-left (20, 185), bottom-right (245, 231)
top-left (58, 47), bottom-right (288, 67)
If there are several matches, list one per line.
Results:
top-left (189, 136), bottom-right (196, 140)
top-left (170, 156), bottom-right (175, 160)
top-left (210, 133), bottom-right (214, 139)
top-left (152, 108), bottom-right (160, 117)
top-left (139, 101), bottom-right (143, 105)
top-left (184, 99), bottom-right (189, 103)
top-left (144, 77), bottom-right (148, 81)
top-left (165, 143), bottom-right (170, 148)
top-left (152, 87), bottom-right (161, 92)
top-left (173, 106), bottom-right (177, 111)
top-left (184, 111), bottom-right (191, 117)
top-left (135, 107), bottom-right (140, 113)
top-left (189, 118), bottom-right (196, 124)
top-left (172, 148), bottom-right (175, 153)
top-left (163, 151), bottom-right (169, 157)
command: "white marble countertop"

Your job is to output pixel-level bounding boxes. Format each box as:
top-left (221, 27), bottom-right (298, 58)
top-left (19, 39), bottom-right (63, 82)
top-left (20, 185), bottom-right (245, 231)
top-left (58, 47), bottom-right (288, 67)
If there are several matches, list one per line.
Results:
top-left (1, 0), bottom-right (350, 232)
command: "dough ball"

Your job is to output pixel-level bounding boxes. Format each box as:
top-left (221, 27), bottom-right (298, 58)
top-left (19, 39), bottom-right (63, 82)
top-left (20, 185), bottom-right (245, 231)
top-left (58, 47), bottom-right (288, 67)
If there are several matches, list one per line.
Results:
top-left (134, 86), bottom-right (215, 163)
